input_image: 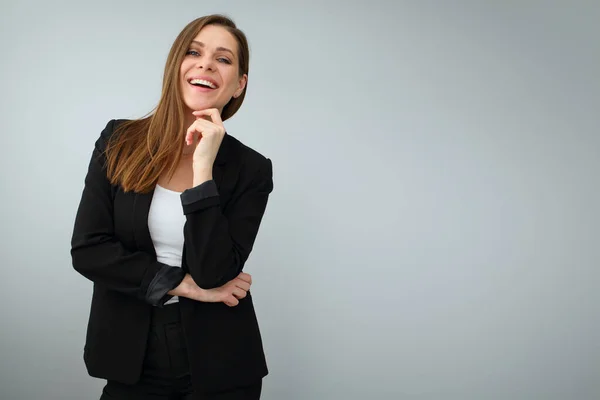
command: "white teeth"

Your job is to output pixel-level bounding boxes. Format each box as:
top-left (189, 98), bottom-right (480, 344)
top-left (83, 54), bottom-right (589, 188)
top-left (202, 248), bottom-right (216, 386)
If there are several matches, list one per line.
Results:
top-left (189, 79), bottom-right (216, 89)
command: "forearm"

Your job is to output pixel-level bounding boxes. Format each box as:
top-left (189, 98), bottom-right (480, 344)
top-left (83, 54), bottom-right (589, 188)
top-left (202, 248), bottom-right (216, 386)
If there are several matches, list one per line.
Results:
top-left (188, 165), bottom-right (236, 287)
top-left (169, 273), bottom-right (216, 303)
top-left (180, 177), bottom-right (237, 288)
top-left (171, 272), bottom-right (252, 307)
top-left (181, 160), bottom-right (272, 289)
top-left (71, 236), bottom-right (186, 306)
top-left (168, 273), bottom-right (196, 297)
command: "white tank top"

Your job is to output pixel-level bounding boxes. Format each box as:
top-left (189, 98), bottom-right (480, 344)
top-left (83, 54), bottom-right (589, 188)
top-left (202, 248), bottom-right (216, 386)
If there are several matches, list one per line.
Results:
top-left (148, 184), bottom-right (186, 305)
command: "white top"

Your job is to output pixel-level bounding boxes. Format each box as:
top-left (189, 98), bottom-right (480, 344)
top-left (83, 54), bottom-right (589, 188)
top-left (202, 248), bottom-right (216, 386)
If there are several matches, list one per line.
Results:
top-left (148, 184), bottom-right (186, 305)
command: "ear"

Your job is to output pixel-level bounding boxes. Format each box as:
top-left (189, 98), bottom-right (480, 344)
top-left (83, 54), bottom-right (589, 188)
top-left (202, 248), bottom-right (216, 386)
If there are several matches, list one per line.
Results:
top-left (233, 74), bottom-right (248, 98)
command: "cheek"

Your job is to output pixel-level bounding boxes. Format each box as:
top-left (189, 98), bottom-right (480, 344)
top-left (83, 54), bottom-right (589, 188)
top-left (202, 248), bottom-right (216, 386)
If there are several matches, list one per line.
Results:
top-left (223, 72), bottom-right (240, 91)
top-left (180, 60), bottom-right (193, 80)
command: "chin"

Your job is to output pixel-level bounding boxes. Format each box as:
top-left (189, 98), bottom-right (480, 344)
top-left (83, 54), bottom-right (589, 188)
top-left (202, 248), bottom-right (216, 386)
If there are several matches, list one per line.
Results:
top-left (184, 100), bottom-right (215, 112)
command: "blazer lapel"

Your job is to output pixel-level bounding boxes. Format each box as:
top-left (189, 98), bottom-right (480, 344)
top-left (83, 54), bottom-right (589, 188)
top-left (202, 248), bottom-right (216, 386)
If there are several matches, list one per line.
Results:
top-left (132, 188), bottom-right (156, 256)
top-left (212, 133), bottom-right (232, 192)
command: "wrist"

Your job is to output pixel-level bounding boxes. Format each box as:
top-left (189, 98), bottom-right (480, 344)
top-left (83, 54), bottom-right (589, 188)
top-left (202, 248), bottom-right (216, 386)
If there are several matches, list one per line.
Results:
top-left (192, 165), bottom-right (213, 186)
top-left (198, 287), bottom-right (213, 302)
top-left (192, 160), bottom-right (212, 171)
top-left (168, 274), bottom-right (192, 297)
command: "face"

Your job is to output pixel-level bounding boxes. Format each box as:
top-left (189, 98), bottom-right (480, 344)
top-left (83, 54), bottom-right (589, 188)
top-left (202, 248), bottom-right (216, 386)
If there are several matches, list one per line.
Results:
top-left (179, 25), bottom-right (247, 115)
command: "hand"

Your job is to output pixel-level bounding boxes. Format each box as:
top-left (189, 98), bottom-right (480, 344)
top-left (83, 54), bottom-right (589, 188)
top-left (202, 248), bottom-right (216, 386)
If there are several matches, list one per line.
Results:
top-left (185, 108), bottom-right (226, 170)
top-left (168, 272), bottom-right (252, 307)
top-left (203, 272), bottom-right (253, 307)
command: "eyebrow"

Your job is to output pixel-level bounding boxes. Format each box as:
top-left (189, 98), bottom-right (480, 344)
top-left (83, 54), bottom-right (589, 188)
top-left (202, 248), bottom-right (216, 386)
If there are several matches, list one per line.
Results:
top-left (190, 41), bottom-right (235, 57)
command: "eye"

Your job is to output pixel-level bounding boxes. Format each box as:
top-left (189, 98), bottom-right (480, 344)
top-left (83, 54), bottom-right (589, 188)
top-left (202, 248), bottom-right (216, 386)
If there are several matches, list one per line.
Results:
top-left (218, 57), bottom-right (232, 64)
top-left (186, 50), bottom-right (200, 56)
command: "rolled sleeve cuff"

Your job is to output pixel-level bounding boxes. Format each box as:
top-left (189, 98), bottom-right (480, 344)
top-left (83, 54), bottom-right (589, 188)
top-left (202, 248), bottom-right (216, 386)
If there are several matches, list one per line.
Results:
top-left (145, 264), bottom-right (186, 307)
top-left (180, 179), bottom-right (220, 214)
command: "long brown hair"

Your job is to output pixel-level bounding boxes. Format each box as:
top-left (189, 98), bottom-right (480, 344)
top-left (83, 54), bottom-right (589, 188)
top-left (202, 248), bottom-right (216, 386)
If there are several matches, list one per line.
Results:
top-left (104, 14), bottom-right (250, 193)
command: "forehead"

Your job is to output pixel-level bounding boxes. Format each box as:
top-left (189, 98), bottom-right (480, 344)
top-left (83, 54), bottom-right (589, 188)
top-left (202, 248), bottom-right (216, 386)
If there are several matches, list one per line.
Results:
top-left (191, 25), bottom-right (238, 52)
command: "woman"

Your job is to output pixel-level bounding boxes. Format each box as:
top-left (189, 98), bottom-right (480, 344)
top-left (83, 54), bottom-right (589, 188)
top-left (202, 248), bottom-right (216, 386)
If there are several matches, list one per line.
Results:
top-left (71, 14), bottom-right (273, 399)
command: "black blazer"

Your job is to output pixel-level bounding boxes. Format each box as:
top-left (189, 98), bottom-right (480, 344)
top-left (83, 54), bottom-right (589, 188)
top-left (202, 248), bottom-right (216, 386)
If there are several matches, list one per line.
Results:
top-left (71, 119), bottom-right (273, 392)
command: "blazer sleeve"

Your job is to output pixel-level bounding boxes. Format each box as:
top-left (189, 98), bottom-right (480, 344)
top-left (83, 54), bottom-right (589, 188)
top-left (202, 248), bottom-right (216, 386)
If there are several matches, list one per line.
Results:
top-left (70, 119), bottom-right (185, 306)
top-left (180, 156), bottom-right (274, 289)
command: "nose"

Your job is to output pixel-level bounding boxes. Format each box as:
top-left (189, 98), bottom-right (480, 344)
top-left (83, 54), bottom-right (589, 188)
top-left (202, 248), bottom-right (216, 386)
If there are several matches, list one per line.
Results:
top-left (196, 55), bottom-right (215, 71)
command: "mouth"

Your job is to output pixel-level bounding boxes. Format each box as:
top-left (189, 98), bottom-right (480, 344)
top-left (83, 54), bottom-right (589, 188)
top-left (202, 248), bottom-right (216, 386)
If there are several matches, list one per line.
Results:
top-left (187, 78), bottom-right (219, 89)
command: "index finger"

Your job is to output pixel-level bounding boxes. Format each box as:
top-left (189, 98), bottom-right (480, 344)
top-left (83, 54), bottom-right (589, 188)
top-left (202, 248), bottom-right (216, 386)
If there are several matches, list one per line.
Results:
top-left (192, 108), bottom-right (223, 126)
top-left (237, 272), bottom-right (252, 284)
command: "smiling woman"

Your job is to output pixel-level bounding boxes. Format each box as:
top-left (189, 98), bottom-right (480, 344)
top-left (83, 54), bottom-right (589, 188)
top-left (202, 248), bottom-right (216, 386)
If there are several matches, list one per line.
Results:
top-left (70, 14), bottom-right (273, 400)
top-left (180, 26), bottom-right (248, 122)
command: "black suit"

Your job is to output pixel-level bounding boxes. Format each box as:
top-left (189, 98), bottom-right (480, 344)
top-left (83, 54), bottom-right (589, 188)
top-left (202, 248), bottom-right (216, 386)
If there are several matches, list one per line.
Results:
top-left (71, 119), bottom-right (273, 393)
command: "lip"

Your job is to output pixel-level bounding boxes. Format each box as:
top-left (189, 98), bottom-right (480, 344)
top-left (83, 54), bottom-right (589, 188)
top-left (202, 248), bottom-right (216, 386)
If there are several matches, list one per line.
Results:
top-left (188, 84), bottom-right (215, 93)
top-left (187, 75), bottom-right (219, 89)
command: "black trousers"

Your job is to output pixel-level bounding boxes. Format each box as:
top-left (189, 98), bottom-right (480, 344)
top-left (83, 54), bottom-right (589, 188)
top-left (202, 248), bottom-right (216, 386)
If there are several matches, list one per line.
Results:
top-left (100, 303), bottom-right (262, 400)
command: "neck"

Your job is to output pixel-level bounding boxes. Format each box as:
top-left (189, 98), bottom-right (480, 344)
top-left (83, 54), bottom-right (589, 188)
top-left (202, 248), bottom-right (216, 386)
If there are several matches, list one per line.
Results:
top-left (183, 109), bottom-right (196, 131)
top-left (181, 109), bottom-right (197, 156)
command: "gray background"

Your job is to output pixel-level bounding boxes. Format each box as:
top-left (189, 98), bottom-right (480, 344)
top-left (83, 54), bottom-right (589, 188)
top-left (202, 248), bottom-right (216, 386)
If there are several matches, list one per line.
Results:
top-left (1, 0), bottom-right (599, 399)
